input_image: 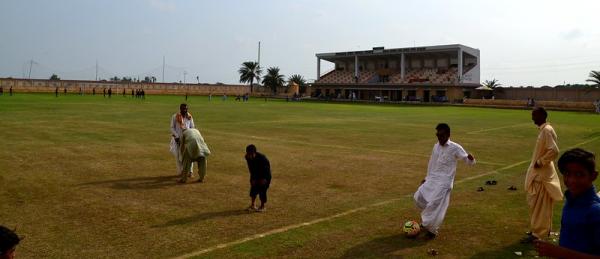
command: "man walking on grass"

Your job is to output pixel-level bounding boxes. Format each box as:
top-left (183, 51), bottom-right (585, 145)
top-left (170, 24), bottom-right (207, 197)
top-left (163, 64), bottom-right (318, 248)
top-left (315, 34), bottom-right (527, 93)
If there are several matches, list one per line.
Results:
top-left (413, 123), bottom-right (475, 239)
top-left (521, 107), bottom-right (563, 243)
top-left (170, 103), bottom-right (195, 177)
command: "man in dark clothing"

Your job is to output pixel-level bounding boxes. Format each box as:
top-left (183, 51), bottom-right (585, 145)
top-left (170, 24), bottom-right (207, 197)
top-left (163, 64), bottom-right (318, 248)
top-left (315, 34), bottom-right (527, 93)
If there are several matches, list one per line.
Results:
top-left (0, 225), bottom-right (21, 259)
top-left (108, 87), bottom-right (112, 98)
top-left (245, 144), bottom-right (271, 212)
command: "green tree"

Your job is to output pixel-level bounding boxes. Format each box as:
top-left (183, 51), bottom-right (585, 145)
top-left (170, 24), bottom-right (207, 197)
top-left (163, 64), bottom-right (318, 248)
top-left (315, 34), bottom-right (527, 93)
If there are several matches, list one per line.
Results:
top-left (262, 67), bottom-right (285, 94)
top-left (238, 61), bottom-right (262, 93)
top-left (585, 70), bottom-right (600, 88)
top-left (49, 74), bottom-right (60, 80)
top-left (288, 74), bottom-right (307, 94)
top-left (482, 78), bottom-right (502, 89)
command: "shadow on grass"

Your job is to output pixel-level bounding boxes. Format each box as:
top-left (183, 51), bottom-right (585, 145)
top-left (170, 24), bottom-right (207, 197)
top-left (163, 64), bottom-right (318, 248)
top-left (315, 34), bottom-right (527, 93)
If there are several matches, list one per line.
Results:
top-left (78, 175), bottom-right (180, 190)
top-left (152, 209), bottom-right (248, 228)
top-left (468, 241), bottom-right (537, 258)
top-left (340, 234), bottom-right (428, 259)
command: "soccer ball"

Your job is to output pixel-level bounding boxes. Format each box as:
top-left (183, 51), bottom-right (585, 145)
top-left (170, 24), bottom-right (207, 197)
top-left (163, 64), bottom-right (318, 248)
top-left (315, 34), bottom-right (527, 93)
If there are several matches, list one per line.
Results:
top-left (403, 220), bottom-right (421, 237)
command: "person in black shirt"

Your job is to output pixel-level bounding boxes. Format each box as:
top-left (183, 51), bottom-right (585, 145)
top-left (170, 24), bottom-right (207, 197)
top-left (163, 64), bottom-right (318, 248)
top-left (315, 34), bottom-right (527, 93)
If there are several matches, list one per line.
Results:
top-left (245, 144), bottom-right (271, 212)
top-left (0, 225), bottom-right (22, 259)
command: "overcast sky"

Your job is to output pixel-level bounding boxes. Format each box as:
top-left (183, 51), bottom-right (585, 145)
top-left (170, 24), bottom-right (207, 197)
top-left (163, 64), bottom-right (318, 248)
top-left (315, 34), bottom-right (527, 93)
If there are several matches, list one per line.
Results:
top-left (1, 0), bottom-right (599, 86)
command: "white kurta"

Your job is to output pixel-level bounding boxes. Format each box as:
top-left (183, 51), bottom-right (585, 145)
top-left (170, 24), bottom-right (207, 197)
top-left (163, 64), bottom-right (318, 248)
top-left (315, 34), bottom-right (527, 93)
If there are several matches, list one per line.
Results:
top-left (169, 113), bottom-right (195, 174)
top-left (413, 140), bottom-right (475, 234)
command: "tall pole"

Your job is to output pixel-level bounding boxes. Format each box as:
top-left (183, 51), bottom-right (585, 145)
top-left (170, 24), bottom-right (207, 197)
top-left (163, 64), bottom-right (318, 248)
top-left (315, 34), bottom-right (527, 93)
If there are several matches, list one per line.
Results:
top-left (28, 59), bottom-right (33, 79)
top-left (95, 59), bottom-right (98, 81)
top-left (258, 41), bottom-right (261, 66)
top-left (162, 56), bottom-right (165, 83)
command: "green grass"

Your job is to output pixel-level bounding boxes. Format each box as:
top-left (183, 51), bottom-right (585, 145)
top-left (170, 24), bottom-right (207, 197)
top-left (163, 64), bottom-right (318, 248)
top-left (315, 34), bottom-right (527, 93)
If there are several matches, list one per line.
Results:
top-left (0, 93), bottom-right (599, 258)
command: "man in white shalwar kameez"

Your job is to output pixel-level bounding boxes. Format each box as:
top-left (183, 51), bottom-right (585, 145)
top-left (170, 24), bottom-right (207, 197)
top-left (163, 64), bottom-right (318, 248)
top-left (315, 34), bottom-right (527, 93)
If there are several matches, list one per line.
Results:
top-left (170, 103), bottom-right (195, 176)
top-left (414, 123), bottom-right (475, 239)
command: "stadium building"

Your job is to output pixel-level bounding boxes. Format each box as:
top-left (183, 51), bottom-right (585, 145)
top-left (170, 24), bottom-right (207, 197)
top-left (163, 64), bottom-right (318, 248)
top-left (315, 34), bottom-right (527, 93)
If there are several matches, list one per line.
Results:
top-left (313, 44), bottom-right (480, 102)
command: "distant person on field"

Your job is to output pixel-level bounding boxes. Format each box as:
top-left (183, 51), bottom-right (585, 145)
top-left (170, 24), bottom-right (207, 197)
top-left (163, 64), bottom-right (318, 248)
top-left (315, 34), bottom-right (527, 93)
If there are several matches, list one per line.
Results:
top-left (177, 128), bottom-right (210, 183)
top-left (108, 87), bottom-right (112, 98)
top-left (103, 88), bottom-right (106, 97)
top-left (594, 99), bottom-right (600, 114)
top-left (0, 86), bottom-right (3, 95)
top-left (222, 93), bottom-right (227, 101)
top-left (63, 87), bottom-right (67, 95)
top-left (413, 123), bottom-right (475, 239)
top-left (534, 148), bottom-right (600, 258)
top-left (245, 144), bottom-right (271, 212)
top-left (170, 103), bottom-right (195, 176)
top-left (522, 107), bottom-right (563, 243)
top-left (0, 225), bottom-right (22, 259)
top-left (9, 86), bottom-right (12, 96)
top-left (55, 87), bottom-right (58, 97)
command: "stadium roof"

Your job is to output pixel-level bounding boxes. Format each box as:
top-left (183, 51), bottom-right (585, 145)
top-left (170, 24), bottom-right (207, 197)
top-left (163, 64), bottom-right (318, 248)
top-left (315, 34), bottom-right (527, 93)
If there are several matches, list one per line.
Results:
top-left (316, 44), bottom-right (478, 62)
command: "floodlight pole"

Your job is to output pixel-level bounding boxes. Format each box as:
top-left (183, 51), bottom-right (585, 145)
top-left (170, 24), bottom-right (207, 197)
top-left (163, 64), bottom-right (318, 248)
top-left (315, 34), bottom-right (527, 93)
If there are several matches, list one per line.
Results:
top-left (258, 41), bottom-right (261, 66)
top-left (28, 59), bottom-right (33, 79)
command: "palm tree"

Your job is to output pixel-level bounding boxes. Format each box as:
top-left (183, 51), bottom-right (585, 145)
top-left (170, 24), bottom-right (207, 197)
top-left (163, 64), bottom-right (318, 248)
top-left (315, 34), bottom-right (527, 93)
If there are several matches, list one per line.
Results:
top-left (262, 67), bottom-right (285, 94)
top-left (288, 74), bottom-right (307, 94)
top-left (238, 61), bottom-right (262, 93)
top-left (586, 70), bottom-right (600, 88)
top-left (482, 79), bottom-right (502, 89)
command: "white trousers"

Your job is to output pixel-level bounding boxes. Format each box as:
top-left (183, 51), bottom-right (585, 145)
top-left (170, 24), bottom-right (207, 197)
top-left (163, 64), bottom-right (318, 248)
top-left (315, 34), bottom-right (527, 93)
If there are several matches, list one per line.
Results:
top-left (413, 182), bottom-right (452, 234)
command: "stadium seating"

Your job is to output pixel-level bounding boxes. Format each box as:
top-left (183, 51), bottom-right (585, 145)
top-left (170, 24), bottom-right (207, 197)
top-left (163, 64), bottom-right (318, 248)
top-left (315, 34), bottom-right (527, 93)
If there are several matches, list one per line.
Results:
top-left (318, 67), bottom-right (465, 84)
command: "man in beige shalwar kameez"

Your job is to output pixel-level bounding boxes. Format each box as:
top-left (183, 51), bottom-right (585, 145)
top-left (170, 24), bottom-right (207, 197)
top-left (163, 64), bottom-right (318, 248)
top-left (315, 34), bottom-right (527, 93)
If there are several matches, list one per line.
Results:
top-left (522, 107), bottom-right (563, 243)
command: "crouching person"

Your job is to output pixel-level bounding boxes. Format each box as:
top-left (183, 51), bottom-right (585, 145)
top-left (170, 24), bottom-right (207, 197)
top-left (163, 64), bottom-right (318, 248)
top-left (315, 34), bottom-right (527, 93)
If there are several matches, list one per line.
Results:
top-left (178, 128), bottom-right (211, 183)
top-left (245, 144), bottom-right (271, 212)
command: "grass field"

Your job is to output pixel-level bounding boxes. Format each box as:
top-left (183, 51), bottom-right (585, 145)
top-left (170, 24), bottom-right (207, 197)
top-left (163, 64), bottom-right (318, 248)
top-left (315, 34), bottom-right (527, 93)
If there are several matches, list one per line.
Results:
top-left (1, 93), bottom-right (599, 258)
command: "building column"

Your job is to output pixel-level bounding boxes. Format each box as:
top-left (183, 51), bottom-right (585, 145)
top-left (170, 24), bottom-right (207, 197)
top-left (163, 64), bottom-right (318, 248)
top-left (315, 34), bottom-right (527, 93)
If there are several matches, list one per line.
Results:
top-left (354, 55), bottom-right (359, 79)
top-left (401, 53), bottom-right (405, 79)
top-left (457, 49), bottom-right (463, 83)
top-left (317, 57), bottom-right (321, 79)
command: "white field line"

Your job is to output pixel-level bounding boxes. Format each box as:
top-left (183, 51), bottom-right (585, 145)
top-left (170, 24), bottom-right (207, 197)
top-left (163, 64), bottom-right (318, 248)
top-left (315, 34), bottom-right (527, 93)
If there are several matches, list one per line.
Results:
top-left (467, 123), bottom-right (531, 134)
top-left (204, 129), bottom-right (504, 166)
top-left (171, 135), bottom-right (600, 259)
top-left (170, 159), bottom-right (525, 259)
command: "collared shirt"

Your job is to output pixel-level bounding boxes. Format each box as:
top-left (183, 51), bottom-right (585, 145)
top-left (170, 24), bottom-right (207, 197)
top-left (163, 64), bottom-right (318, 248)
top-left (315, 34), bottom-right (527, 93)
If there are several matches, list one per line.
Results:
top-left (559, 186), bottom-right (600, 255)
top-left (425, 140), bottom-right (475, 188)
top-left (170, 113), bottom-right (195, 139)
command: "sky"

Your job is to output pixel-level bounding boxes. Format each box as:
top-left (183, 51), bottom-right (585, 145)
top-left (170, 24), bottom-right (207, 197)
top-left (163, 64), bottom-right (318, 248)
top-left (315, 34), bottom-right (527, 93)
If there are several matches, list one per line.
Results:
top-left (1, 0), bottom-right (599, 86)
